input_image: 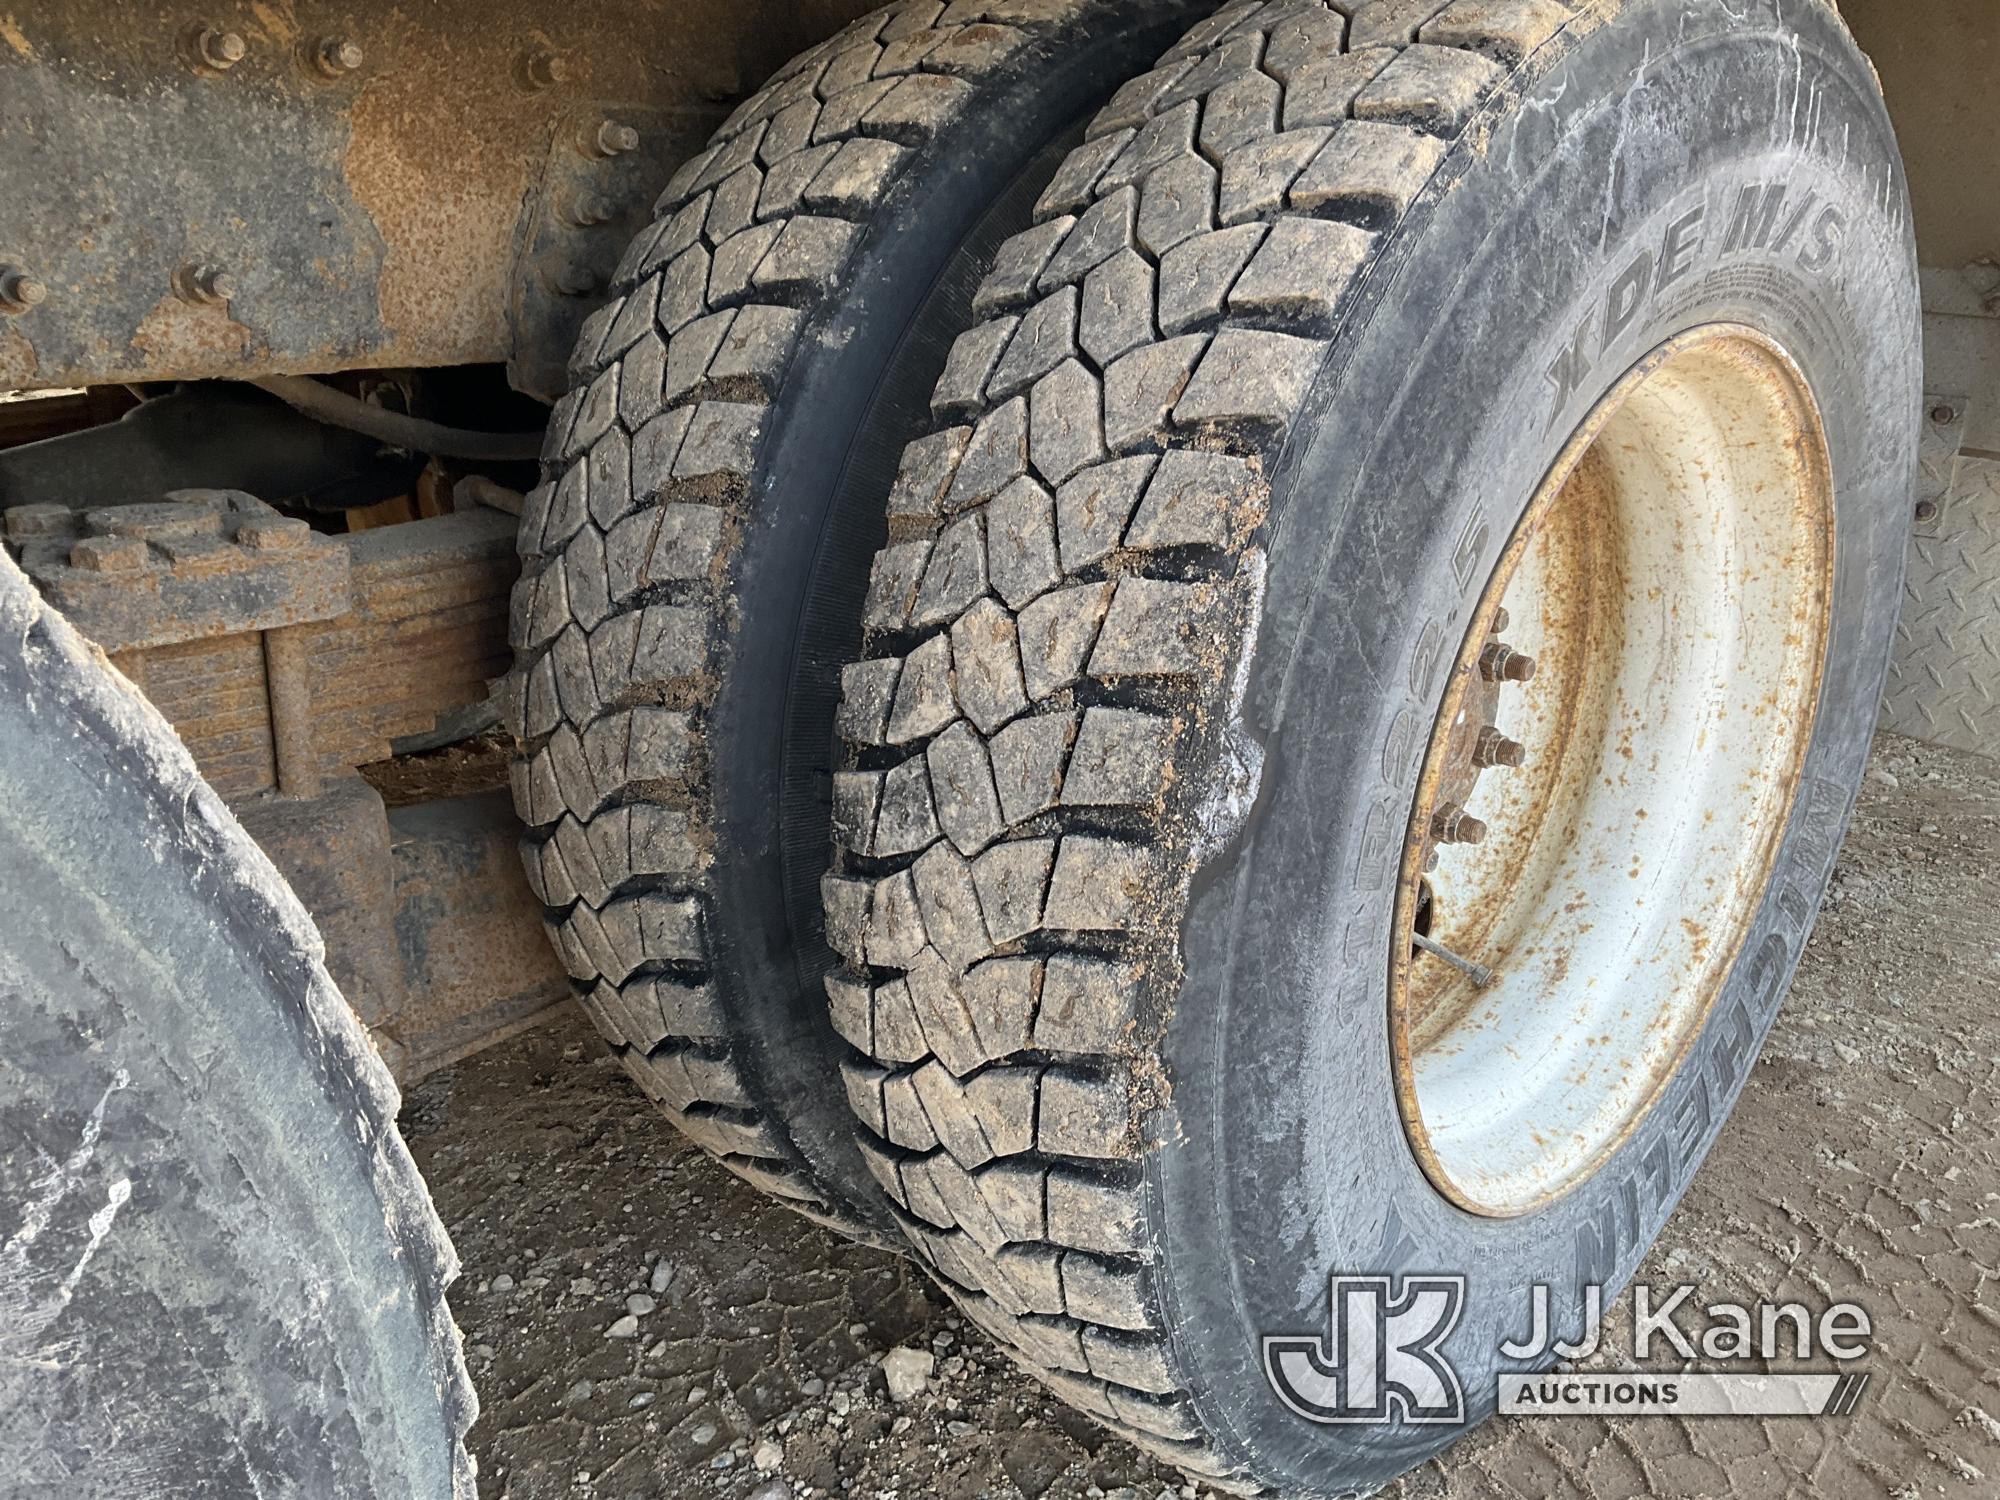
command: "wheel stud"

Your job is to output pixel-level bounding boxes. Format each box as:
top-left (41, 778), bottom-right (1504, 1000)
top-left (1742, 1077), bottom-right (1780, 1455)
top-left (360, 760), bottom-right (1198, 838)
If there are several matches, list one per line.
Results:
top-left (1431, 802), bottom-right (1486, 845)
top-left (1479, 641), bottom-right (1536, 682)
top-left (1472, 726), bottom-right (1526, 768)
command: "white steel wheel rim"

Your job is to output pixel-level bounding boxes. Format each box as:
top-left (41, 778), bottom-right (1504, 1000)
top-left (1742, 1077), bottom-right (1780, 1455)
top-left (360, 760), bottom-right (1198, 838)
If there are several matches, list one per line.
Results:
top-left (1390, 326), bottom-right (1835, 1218)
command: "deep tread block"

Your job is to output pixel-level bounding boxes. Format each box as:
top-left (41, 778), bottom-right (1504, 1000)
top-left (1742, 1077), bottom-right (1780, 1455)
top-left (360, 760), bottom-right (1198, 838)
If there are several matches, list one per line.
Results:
top-left (511, 0), bottom-right (1112, 1243)
top-left (820, 4), bottom-right (1571, 1486)
top-left (1352, 40), bottom-right (1504, 135)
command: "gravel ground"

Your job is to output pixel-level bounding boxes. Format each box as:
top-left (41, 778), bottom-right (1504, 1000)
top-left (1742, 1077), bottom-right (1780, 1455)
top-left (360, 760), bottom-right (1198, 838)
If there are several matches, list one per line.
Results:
top-left (402, 732), bottom-right (2000, 1500)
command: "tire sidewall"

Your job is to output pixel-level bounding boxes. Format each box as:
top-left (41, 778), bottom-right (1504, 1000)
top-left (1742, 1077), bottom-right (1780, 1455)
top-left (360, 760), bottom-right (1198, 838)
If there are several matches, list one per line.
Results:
top-left (1153, 0), bottom-right (1920, 1487)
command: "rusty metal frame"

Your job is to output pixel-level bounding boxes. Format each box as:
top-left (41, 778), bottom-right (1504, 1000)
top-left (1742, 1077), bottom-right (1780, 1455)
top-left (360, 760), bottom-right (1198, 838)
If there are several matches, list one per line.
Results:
top-left (0, 0), bottom-right (874, 398)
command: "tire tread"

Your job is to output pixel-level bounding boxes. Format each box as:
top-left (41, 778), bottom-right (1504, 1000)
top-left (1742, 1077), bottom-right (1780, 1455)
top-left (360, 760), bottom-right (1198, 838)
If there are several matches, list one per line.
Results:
top-left (824, 0), bottom-right (1579, 1481)
top-left (508, 0), bottom-right (1136, 1234)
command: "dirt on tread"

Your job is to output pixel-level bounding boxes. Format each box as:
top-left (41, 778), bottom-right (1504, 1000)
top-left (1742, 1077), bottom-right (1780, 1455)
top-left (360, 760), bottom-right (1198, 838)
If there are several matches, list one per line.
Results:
top-left (418, 731), bottom-right (2000, 1499)
top-left (820, 0), bottom-right (1583, 1483)
top-left (504, 0), bottom-right (1124, 1235)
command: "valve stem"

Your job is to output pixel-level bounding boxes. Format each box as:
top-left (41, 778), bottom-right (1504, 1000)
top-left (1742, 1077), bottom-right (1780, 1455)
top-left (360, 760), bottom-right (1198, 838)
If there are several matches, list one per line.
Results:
top-left (1413, 931), bottom-right (1496, 988)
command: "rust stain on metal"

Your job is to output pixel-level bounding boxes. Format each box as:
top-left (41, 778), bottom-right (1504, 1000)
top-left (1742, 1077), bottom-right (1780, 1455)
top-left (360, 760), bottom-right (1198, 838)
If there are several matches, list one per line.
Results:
top-left (299, 508), bottom-right (517, 776)
top-left (128, 291), bottom-right (259, 373)
top-left (0, 326), bottom-right (39, 388)
top-left (146, 631), bottom-right (278, 796)
top-left (338, 8), bottom-right (551, 363)
top-left (236, 773), bottom-right (404, 1030)
top-left (2, 0), bottom-right (880, 391)
top-left (382, 789), bottom-right (572, 1080)
top-left (9, 489), bottom-right (352, 653)
top-left (245, 3), bottom-right (301, 48)
top-left (263, 622), bottom-right (322, 797)
top-left (1388, 325), bottom-right (1836, 1216)
top-left (8, 500), bottom-right (516, 796)
top-left (5, 488), bottom-right (552, 1073)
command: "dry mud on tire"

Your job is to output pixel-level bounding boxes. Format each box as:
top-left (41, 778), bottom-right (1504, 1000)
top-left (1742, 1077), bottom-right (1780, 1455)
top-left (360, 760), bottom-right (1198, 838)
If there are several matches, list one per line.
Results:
top-left (407, 732), bottom-right (2000, 1500)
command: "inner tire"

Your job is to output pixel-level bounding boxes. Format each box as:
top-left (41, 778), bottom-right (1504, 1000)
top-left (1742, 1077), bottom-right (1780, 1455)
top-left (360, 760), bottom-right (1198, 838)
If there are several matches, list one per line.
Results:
top-left (504, 0), bottom-right (1215, 1238)
top-left (822, 0), bottom-right (1918, 1489)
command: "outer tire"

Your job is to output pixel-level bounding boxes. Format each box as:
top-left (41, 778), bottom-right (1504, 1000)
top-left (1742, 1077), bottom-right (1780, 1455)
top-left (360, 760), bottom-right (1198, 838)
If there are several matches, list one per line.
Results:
top-left (823, 0), bottom-right (1918, 1491)
top-left (0, 552), bottom-right (476, 1497)
top-left (505, 0), bottom-right (1216, 1236)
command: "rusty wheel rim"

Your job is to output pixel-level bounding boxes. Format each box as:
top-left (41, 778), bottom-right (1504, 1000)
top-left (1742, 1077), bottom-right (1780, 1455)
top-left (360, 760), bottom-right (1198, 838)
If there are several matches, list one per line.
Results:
top-left (1390, 326), bottom-right (1836, 1217)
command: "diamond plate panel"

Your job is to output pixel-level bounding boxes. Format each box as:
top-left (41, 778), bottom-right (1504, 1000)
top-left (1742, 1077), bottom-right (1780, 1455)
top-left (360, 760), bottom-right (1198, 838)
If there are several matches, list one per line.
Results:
top-left (1880, 440), bottom-right (2000, 754)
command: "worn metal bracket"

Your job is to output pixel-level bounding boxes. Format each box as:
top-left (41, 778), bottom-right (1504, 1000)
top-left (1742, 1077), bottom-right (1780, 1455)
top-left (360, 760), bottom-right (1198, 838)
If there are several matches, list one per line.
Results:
top-left (0, 0), bottom-right (871, 395)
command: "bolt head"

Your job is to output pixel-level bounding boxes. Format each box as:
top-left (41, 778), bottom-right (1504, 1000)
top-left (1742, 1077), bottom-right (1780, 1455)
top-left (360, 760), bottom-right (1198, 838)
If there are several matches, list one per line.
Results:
top-left (597, 121), bottom-right (640, 156)
top-left (1930, 403), bottom-right (1958, 426)
top-left (521, 49), bottom-right (568, 90)
top-left (198, 27), bottom-right (248, 68)
top-left (1431, 803), bottom-right (1488, 846)
top-left (1914, 499), bottom-right (1940, 524)
top-left (175, 263), bottom-right (235, 305)
top-left (566, 192), bottom-right (617, 227)
top-left (1473, 727), bottom-right (1527, 769)
top-left (0, 268), bottom-right (46, 314)
top-left (318, 37), bottom-right (364, 74)
top-left (1478, 641), bottom-right (1536, 683)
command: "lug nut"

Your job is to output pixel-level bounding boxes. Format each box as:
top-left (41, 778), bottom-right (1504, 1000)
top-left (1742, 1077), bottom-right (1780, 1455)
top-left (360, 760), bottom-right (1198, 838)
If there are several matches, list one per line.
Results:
top-left (312, 36), bottom-right (365, 77)
top-left (174, 263), bottom-right (236, 306)
top-left (0, 267), bottom-right (47, 314)
top-left (587, 119), bottom-right (640, 157)
top-left (563, 191), bottom-right (618, 227)
top-left (1472, 726), bottom-right (1527, 768)
top-left (1492, 606), bottom-right (1510, 631)
top-left (1431, 802), bottom-right (1487, 846)
top-left (518, 48), bottom-right (570, 92)
top-left (1479, 641), bottom-right (1536, 682)
top-left (192, 26), bottom-right (248, 71)
top-left (554, 265), bottom-right (601, 297)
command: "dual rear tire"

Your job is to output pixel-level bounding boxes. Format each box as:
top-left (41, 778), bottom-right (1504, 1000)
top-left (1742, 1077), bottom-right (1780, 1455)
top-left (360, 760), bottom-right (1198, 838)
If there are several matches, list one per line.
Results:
top-left (519, 0), bottom-right (1920, 1491)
